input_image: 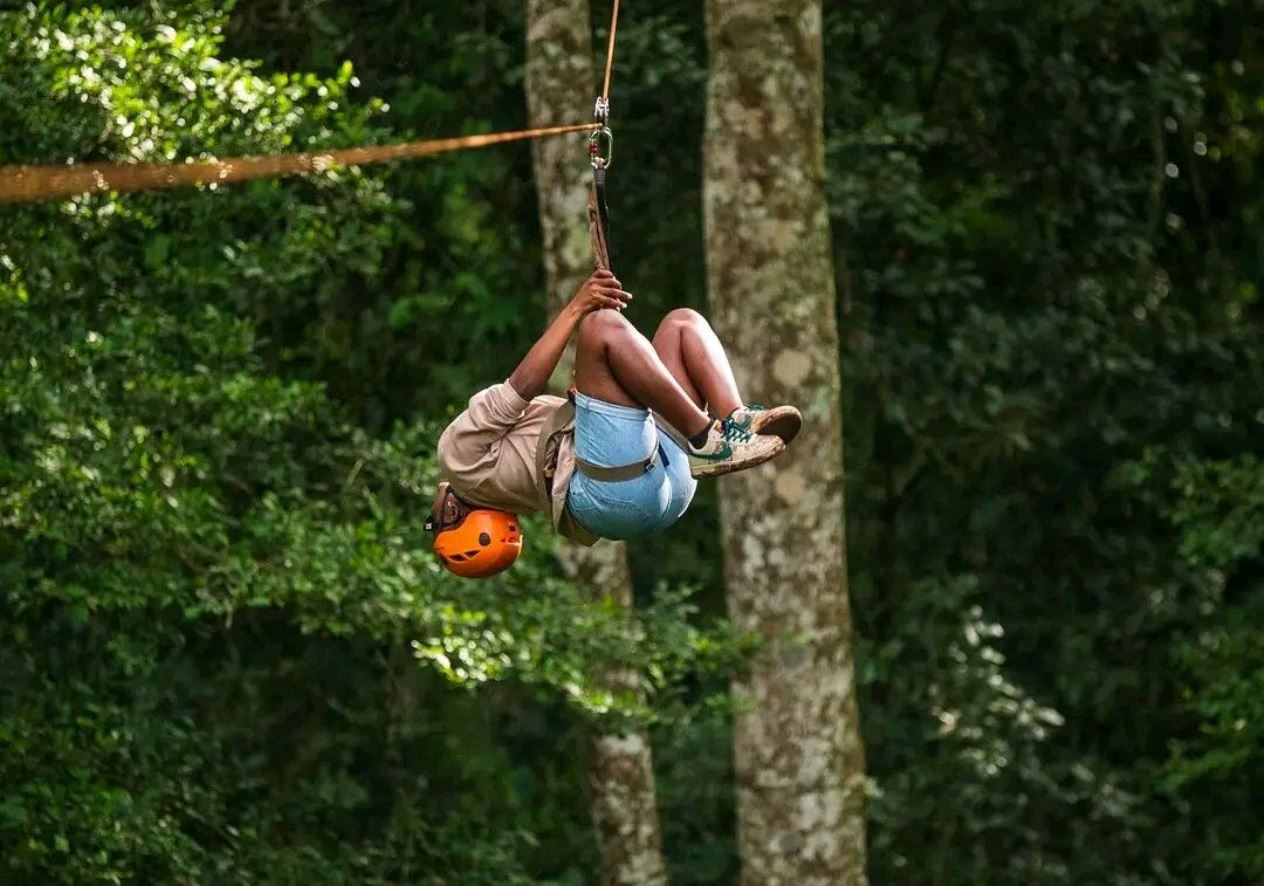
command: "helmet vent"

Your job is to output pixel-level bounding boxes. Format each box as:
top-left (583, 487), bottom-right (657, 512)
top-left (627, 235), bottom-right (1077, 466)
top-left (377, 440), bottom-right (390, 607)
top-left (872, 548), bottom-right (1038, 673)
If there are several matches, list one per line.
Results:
top-left (432, 509), bottom-right (522, 578)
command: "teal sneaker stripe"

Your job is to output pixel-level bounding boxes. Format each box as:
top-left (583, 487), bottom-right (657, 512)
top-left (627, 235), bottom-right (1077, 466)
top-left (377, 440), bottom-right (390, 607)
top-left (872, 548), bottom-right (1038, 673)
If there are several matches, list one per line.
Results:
top-left (690, 442), bottom-right (733, 462)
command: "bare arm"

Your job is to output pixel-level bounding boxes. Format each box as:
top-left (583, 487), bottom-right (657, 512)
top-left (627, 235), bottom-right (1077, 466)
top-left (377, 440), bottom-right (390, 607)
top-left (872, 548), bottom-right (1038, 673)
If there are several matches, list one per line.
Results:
top-left (507, 269), bottom-right (631, 399)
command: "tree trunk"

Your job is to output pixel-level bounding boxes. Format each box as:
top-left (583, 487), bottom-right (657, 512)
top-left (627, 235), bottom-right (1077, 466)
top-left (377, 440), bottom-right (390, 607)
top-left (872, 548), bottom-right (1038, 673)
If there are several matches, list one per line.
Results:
top-left (703, 2), bottom-right (868, 884)
top-left (526, 4), bottom-right (668, 884)
top-left (558, 546), bottom-right (667, 886)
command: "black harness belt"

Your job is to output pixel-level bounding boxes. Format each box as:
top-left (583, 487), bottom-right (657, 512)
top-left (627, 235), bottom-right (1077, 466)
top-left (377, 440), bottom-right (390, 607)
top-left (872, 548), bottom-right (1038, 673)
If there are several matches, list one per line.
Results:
top-left (574, 447), bottom-right (658, 481)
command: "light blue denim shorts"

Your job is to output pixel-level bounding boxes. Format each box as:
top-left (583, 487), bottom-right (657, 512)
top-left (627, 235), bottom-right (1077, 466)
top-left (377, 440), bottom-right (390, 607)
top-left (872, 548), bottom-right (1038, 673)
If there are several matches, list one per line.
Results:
top-left (566, 392), bottom-right (697, 540)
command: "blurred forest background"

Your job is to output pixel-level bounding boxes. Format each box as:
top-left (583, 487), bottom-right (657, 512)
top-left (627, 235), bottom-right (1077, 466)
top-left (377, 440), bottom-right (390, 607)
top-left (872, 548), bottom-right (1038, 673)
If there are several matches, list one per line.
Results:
top-left (2, 0), bottom-right (1263, 883)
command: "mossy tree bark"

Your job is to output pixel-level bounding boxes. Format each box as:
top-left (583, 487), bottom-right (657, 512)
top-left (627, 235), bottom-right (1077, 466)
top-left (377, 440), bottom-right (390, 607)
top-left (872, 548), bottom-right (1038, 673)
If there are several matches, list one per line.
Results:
top-left (703, 2), bottom-right (868, 884)
top-left (526, 3), bottom-right (668, 884)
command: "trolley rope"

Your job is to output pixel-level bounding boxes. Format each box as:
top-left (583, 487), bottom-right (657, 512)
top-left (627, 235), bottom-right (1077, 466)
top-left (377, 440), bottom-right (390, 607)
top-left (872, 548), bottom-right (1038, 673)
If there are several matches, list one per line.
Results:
top-left (0, 121), bottom-right (594, 204)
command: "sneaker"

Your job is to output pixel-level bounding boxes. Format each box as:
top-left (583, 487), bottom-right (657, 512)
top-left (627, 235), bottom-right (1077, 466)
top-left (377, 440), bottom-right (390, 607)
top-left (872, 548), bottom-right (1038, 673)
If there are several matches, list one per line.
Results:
top-left (728, 404), bottom-right (802, 444)
top-left (688, 416), bottom-right (786, 478)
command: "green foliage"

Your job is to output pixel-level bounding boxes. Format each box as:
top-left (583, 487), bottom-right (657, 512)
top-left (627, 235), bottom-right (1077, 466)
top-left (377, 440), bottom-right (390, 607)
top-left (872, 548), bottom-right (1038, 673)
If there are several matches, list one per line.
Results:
top-left (826, 0), bottom-right (1264, 882)
top-left (4, 0), bottom-right (1263, 882)
top-left (1162, 456), bottom-right (1264, 882)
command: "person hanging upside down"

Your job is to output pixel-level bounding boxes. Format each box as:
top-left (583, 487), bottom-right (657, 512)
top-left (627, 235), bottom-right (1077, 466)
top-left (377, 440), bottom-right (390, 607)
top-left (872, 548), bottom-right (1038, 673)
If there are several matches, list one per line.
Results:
top-left (425, 269), bottom-right (801, 577)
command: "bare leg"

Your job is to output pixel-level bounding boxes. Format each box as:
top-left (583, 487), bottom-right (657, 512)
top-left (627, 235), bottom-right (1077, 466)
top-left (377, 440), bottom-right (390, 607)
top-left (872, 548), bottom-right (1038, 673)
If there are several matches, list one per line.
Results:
top-left (574, 309), bottom-right (712, 438)
top-left (652, 308), bottom-right (743, 419)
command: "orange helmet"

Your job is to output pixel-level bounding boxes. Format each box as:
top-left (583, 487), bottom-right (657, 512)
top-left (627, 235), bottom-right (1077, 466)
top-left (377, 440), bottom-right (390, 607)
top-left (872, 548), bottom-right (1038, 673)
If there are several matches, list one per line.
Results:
top-left (424, 482), bottom-right (522, 579)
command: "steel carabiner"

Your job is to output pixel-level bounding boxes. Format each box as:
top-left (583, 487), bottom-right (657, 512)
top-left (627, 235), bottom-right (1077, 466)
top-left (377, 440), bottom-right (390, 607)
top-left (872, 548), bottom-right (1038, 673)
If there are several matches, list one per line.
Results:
top-left (588, 126), bottom-right (614, 170)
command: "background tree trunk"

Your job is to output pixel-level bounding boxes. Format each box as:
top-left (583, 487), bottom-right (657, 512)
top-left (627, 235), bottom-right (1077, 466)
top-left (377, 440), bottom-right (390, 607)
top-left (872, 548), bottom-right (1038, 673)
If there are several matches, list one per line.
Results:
top-left (703, 2), bottom-right (868, 884)
top-left (526, 3), bottom-right (668, 884)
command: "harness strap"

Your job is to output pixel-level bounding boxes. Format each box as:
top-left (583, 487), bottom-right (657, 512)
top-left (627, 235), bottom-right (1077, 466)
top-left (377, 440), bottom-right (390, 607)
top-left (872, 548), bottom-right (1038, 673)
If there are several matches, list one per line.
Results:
top-left (574, 448), bottom-right (658, 482)
top-left (535, 400), bottom-right (577, 511)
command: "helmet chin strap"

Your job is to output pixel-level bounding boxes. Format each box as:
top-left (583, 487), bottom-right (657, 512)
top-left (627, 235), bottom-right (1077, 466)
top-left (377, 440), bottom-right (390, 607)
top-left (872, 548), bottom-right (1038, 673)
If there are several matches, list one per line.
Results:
top-left (425, 482), bottom-right (475, 536)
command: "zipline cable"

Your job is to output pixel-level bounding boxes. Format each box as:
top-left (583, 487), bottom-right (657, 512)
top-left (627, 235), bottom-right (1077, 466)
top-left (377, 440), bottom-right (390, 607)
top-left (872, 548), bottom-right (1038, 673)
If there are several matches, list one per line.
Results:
top-left (0, 121), bottom-right (594, 204)
top-left (599, 0), bottom-right (621, 113)
top-left (588, 0), bottom-right (623, 270)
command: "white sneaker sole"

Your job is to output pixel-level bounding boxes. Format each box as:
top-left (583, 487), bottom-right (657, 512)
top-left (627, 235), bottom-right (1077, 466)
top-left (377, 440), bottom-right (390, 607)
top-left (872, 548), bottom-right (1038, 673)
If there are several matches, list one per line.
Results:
top-left (688, 438), bottom-right (787, 479)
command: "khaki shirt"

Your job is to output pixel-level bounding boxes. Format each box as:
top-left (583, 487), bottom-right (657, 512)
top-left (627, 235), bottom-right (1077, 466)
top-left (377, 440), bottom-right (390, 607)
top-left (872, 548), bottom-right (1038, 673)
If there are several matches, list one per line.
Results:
top-left (436, 382), bottom-right (598, 545)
